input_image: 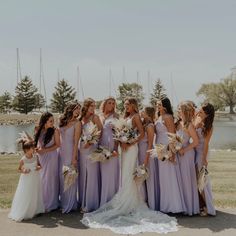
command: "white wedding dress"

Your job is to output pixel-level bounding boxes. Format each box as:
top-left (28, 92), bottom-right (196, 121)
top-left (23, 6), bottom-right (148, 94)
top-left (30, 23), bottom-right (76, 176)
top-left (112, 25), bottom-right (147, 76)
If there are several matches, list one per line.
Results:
top-left (81, 118), bottom-right (178, 234)
top-left (8, 155), bottom-right (45, 222)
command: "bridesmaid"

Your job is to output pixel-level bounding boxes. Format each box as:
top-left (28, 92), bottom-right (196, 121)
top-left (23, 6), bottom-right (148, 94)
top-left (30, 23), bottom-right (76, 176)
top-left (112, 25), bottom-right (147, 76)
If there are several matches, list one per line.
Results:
top-left (155, 97), bottom-right (186, 213)
top-left (194, 103), bottom-right (216, 216)
top-left (35, 112), bottom-right (60, 212)
top-left (78, 98), bottom-right (103, 212)
top-left (59, 101), bottom-right (82, 213)
top-left (177, 102), bottom-right (199, 216)
top-left (138, 106), bottom-right (159, 210)
top-left (99, 97), bottom-right (120, 207)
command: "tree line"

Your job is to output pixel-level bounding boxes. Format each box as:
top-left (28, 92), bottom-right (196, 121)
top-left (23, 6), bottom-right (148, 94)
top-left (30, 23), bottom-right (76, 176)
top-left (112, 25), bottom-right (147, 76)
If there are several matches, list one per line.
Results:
top-left (0, 71), bottom-right (236, 114)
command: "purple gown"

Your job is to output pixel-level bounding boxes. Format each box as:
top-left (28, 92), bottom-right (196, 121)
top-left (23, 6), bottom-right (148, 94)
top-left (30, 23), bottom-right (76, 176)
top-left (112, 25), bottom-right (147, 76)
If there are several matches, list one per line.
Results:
top-left (99, 115), bottom-right (120, 206)
top-left (195, 128), bottom-right (216, 215)
top-left (155, 118), bottom-right (186, 213)
top-left (78, 122), bottom-right (100, 212)
top-left (138, 123), bottom-right (160, 210)
top-left (59, 123), bottom-right (78, 213)
top-left (37, 132), bottom-right (59, 212)
top-left (177, 128), bottom-right (200, 216)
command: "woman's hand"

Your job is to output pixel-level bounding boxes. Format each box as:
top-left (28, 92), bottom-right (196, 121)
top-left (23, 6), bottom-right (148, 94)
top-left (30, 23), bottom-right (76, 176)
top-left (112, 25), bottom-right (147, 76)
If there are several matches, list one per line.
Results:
top-left (202, 158), bottom-right (208, 168)
top-left (83, 142), bottom-right (92, 149)
top-left (71, 158), bottom-right (78, 169)
top-left (35, 166), bottom-right (42, 171)
top-left (178, 148), bottom-right (185, 156)
top-left (36, 147), bottom-right (46, 155)
top-left (112, 150), bottom-right (119, 157)
top-left (121, 143), bottom-right (130, 151)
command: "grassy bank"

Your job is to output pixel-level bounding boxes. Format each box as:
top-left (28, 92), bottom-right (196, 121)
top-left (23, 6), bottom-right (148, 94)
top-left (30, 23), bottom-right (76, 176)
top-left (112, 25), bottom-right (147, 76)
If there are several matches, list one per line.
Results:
top-left (0, 150), bottom-right (236, 209)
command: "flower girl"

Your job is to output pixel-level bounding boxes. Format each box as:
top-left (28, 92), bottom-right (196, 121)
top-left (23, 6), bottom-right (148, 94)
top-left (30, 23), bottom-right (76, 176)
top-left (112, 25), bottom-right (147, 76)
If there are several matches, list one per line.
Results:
top-left (8, 134), bottom-right (45, 222)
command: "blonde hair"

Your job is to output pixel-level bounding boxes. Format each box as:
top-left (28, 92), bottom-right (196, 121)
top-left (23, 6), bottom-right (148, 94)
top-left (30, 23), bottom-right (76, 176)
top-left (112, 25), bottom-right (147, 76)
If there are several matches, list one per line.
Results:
top-left (124, 97), bottom-right (139, 118)
top-left (179, 102), bottom-right (194, 129)
top-left (79, 98), bottom-right (95, 121)
top-left (100, 97), bottom-right (116, 114)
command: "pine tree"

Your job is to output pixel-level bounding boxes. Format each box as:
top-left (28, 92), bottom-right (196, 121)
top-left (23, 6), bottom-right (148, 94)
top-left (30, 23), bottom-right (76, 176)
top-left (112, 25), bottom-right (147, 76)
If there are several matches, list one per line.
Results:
top-left (50, 79), bottom-right (76, 113)
top-left (150, 79), bottom-right (167, 106)
top-left (117, 83), bottom-right (144, 112)
top-left (13, 76), bottom-right (38, 114)
top-left (0, 91), bottom-right (12, 113)
top-left (34, 93), bottom-right (46, 111)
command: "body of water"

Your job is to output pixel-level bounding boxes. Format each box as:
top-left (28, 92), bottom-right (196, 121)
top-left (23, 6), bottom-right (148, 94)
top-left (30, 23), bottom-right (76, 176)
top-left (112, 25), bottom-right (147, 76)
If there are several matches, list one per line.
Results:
top-left (0, 121), bottom-right (235, 153)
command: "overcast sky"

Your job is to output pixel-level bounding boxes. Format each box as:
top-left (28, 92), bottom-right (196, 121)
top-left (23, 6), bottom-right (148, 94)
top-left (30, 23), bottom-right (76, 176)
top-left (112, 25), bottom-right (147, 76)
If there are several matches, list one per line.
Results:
top-left (0, 0), bottom-right (236, 107)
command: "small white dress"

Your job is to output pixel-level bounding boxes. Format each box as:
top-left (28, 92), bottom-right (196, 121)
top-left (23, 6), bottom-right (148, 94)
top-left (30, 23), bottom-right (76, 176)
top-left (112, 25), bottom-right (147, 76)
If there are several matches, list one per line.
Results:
top-left (8, 155), bottom-right (45, 222)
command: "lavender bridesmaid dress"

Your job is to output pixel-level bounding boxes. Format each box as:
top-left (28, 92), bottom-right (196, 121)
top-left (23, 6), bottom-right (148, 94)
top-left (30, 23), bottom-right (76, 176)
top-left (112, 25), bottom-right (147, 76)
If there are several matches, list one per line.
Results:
top-left (38, 132), bottom-right (59, 212)
top-left (177, 128), bottom-right (199, 215)
top-left (195, 128), bottom-right (216, 215)
top-left (99, 115), bottom-right (120, 206)
top-left (138, 123), bottom-right (160, 210)
top-left (78, 122), bottom-right (100, 212)
top-left (156, 118), bottom-right (186, 213)
top-left (59, 123), bottom-right (78, 213)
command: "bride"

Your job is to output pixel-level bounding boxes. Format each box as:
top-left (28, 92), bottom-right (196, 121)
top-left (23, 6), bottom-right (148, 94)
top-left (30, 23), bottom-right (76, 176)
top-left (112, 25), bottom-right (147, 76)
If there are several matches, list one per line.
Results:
top-left (81, 97), bottom-right (178, 234)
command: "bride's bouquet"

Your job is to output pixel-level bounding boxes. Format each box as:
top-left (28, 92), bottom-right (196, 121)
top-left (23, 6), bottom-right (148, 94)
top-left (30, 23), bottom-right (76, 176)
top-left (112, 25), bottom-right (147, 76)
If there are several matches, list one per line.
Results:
top-left (89, 146), bottom-right (115, 163)
top-left (197, 166), bottom-right (209, 193)
top-left (133, 164), bottom-right (149, 184)
top-left (62, 165), bottom-right (78, 192)
top-left (81, 122), bottom-right (101, 145)
top-left (111, 118), bottom-right (138, 144)
top-left (167, 132), bottom-right (183, 154)
top-left (147, 144), bottom-right (172, 161)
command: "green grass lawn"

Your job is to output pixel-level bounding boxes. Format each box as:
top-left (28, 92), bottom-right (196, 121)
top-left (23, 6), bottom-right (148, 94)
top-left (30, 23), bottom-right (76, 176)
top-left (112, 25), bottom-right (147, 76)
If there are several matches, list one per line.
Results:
top-left (0, 150), bottom-right (236, 209)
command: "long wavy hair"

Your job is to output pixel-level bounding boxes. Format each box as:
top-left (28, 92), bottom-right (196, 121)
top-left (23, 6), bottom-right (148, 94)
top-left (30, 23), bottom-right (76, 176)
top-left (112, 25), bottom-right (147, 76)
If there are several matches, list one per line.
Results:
top-left (79, 98), bottom-right (95, 121)
top-left (34, 112), bottom-right (55, 147)
top-left (142, 106), bottom-right (155, 130)
top-left (179, 102), bottom-right (194, 129)
top-left (124, 97), bottom-right (139, 118)
top-left (100, 97), bottom-right (119, 119)
top-left (59, 101), bottom-right (81, 127)
top-left (202, 103), bottom-right (215, 137)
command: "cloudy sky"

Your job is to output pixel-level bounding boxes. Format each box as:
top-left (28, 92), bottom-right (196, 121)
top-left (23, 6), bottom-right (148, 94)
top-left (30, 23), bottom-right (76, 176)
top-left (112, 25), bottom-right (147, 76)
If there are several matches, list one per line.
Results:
top-left (0, 0), bottom-right (236, 107)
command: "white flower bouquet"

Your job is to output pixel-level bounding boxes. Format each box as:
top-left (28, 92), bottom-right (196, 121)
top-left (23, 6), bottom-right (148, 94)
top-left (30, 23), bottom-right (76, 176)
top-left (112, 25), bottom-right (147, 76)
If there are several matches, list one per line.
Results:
top-left (62, 165), bottom-right (78, 192)
top-left (81, 122), bottom-right (101, 145)
top-left (167, 132), bottom-right (183, 154)
top-left (147, 144), bottom-right (172, 161)
top-left (197, 166), bottom-right (209, 193)
top-left (89, 146), bottom-right (114, 163)
top-left (133, 164), bottom-right (149, 184)
top-left (111, 118), bottom-right (138, 144)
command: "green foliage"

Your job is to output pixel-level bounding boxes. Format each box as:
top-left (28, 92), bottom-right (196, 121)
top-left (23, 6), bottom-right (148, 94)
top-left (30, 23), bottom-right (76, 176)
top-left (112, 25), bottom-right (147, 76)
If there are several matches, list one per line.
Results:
top-left (150, 79), bottom-right (167, 107)
top-left (0, 91), bottom-right (12, 113)
top-left (34, 93), bottom-right (46, 110)
top-left (13, 76), bottom-right (39, 114)
top-left (50, 79), bottom-right (76, 113)
top-left (197, 74), bottom-right (236, 114)
top-left (117, 83), bottom-right (144, 111)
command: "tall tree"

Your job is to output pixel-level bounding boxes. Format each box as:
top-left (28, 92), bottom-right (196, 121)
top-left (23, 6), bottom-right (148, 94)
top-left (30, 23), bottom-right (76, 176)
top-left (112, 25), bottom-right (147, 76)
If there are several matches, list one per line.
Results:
top-left (150, 79), bottom-right (167, 106)
top-left (34, 93), bottom-right (46, 111)
top-left (13, 76), bottom-right (38, 114)
top-left (197, 74), bottom-right (236, 114)
top-left (117, 83), bottom-right (144, 112)
top-left (0, 91), bottom-right (12, 113)
top-left (51, 79), bottom-right (76, 113)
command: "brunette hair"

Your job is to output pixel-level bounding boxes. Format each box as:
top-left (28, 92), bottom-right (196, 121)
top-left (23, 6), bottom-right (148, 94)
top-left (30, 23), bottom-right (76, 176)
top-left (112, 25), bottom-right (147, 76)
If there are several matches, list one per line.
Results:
top-left (34, 112), bottom-right (55, 147)
top-left (59, 101), bottom-right (81, 127)
top-left (79, 98), bottom-right (95, 121)
top-left (202, 103), bottom-right (215, 137)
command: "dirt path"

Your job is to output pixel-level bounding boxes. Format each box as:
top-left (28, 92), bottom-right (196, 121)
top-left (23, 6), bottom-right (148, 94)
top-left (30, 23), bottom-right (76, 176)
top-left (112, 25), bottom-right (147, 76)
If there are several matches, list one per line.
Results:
top-left (0, 208), bottom-right (236, 236)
